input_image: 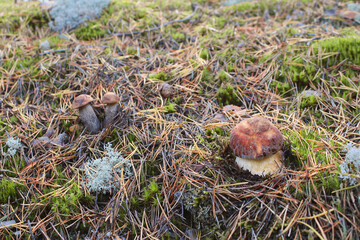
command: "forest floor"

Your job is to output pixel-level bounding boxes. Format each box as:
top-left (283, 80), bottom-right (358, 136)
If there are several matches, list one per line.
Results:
top-left (0, 0), bottom-right (359, 239)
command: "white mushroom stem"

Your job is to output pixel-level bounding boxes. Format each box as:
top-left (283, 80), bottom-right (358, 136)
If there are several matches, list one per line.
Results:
top-left (235, 151), bottom-right (283, 176)
top-left (105, 103), bottom-right (120, 126)
top-left (79, 104), bottom-right (101, 133)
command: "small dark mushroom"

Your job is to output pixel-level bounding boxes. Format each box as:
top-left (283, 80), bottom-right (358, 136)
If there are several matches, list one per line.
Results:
top-left (72, 94), bottom-right (101, 133)
top-left (159, 83), bottom-right (174, 99)
top-left (102, 92), bottom-right (121, 127)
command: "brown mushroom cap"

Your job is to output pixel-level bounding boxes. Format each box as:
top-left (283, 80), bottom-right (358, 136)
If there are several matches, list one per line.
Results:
top-left (159, 83), bottom-right (174, 98)
top-left (102, 92), bottom-right (120, 105)
top-left (72, 94), bottom-right (94, 109)
top-left (229, 117), bottom-right (283, 159)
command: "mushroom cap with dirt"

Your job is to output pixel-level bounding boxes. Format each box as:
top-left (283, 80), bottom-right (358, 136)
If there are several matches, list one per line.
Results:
top-left (72, 94), bottom-right (101, 134)
top-left (159, 82), bottom-right (174, 99)
top-left (102, 92), bottom-right (121, 127)
top-left (229, 116), bottom-right (283, 176)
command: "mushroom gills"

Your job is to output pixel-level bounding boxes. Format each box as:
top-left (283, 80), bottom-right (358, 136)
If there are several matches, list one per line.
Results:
top-left (235, 151), bottom-right (283, 176)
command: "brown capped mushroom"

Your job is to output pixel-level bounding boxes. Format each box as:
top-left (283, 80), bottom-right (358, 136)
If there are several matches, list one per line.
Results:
top-left (102, 92), bottom-right (121, 127)
top-left (72, 94), bottom-right (101, 133)
top-left (159, 83), bottom-right (174, 99)
top-left (229, 117), bottom-right (283, 176)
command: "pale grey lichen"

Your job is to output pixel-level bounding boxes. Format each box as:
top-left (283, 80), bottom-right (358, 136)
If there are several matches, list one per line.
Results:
top-left (339, 142), bottom-right (360, 185)
top-left (48, 0), bottom-right (110, 32)
top-left (84, 143), bottom-right (132, 193)
top-left (4, 137), bottom-right (22, 157)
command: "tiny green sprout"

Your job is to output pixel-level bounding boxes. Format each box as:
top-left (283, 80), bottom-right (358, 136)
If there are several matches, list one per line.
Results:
top-left (152, 194), bottom-right (163, 206)
top-left (131, 197), bottom-right (139, 206)
top-left (164, 102), bottom-right (176, 113)
top-left (149, 180), bottom-right (159, 194)
top-left (142, 188), bottom-right (151, 202)
top-left (200, 48), bottom-right (210, 60)
top-left (104, 47), bottom-right (111, 55)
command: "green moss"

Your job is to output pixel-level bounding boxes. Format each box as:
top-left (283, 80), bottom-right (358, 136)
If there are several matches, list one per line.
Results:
top-left (226, 64), bottom-right (234, 72)
top-left (164, 102), bottom-right (176, 113)
top-left (10, 116), bottom-right (19, 124)
top-left (183, 186), bottom-right (216, 232)
top-left (314, 36), bottom-right (360, 65)
top-left (171, 31), bottom-right (186, 41)
top-left (217, 70), bottom-right (230, 82)
top-left (271, 80), bottom-right (290, 95)
top-left (149, 71), bottom-right (170, 81)
top-left (0, 178), bottom-right (25, 204)
top-left (130, 179), bottom-right (164, 209)
top-left (214, 16), bottom-right (226, 29)
top-left (45, 35), bottom-right (65, 49)
top-left (259, 52), bottom-right (274, 63)
top-left (300, 95), bottom-right (318, 109)
top-left (300, 0), bottom-right (314, 4)
top-left (42, 173), bottom-right (89, 216)
top-left (216, 84), bottom-right (241, 107)
top-left (2, 153), bottom-right (26, 178)
top-left (75, 22), bottom-right (108, 40)
top-left (201, 68), bottom-right (214, 83)
top-left (285, 129), bottom-right (339, 166)
top-left (319, 174), bottom-right (340, 194)
top-left (126, 131), bottom-right (138, 143)
top-left (286, 26), bottom-right (298, 37)
top-left (27, 8), bottom-right (50, 31)
top-left (200, 48), bottom-right (210, 60)
top-left (0, 1), bottom-right (49, 34)
top-left (205, 127), bottom-right (225, 137)
top-left (339, 27), bottom-right (359, 36)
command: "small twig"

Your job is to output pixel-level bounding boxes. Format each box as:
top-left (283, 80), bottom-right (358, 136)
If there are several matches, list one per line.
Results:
top-left (28, 220), bottom-right (36, 240)
top-left (39, 49), bottom-right (69, 55)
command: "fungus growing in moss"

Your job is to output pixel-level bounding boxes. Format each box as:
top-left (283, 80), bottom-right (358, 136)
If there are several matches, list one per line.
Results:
top-left (72, 94), bottom-right (101, 133)
top-left (229, 117), bottom-right (283, 176)
top-left (102, 92), bottom-right (121, 127)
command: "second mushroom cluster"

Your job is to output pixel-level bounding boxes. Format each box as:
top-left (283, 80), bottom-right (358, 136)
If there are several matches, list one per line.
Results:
top-left (72, 92), bottom-right (121, 133)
